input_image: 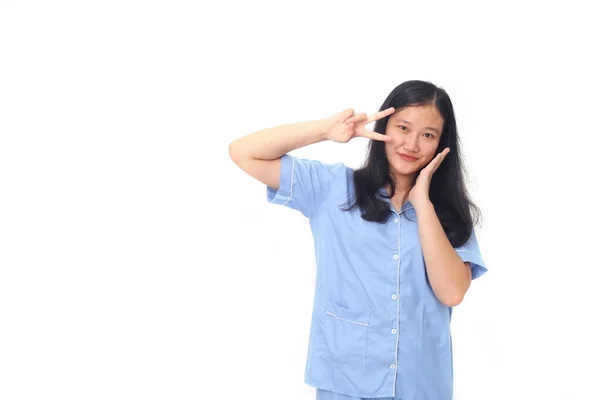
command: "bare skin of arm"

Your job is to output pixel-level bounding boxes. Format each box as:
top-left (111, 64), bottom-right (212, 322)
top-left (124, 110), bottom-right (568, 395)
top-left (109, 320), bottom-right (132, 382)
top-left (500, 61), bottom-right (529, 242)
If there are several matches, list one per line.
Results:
top-left (228, 108), bottom-right (394, 190)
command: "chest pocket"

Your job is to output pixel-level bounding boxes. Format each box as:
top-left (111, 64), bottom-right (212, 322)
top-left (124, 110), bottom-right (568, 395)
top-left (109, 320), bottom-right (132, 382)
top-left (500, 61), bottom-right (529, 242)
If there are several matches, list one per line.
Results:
top-left (320, 301), bottom-right (371, 367)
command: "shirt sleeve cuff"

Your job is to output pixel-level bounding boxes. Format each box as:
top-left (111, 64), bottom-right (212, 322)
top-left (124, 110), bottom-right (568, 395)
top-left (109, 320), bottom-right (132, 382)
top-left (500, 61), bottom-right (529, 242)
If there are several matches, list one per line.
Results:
top-left (266, 154), bottom-right (294, 206)
top-left (456, 249), bottom-right (488, 279)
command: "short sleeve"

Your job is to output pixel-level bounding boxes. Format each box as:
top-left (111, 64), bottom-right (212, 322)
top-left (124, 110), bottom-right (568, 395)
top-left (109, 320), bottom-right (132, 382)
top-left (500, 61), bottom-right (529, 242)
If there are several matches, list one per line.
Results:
top-left (454, 229), bottom-right (488, 280)
top-left (266, 154), bottom-right (339, 218)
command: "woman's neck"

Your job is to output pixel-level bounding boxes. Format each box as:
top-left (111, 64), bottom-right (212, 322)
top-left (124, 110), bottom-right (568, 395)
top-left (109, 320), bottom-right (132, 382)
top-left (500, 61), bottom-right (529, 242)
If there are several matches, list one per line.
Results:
top-left (386, 175), bottom-right (415, 197)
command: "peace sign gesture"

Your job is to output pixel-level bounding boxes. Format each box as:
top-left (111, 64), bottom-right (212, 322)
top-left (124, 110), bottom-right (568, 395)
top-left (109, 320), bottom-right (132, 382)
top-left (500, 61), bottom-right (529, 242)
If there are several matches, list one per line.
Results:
top-left (324, 107), bottom-right (395, 143)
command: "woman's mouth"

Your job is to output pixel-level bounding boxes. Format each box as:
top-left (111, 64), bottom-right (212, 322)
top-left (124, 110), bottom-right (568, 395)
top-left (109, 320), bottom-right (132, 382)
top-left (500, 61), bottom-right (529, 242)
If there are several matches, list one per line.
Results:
top-left (399, 154), bottom-right (418, 162)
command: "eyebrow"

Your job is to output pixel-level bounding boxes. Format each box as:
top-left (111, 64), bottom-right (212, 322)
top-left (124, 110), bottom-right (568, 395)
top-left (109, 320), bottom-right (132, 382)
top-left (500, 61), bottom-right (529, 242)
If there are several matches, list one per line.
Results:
top-left (395, 119), bottom-right (441, 135)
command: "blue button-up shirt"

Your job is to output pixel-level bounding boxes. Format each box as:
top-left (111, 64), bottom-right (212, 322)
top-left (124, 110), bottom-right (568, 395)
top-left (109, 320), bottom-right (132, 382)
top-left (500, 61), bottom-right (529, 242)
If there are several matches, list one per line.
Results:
top-left (266, 154), bottom-right (487, 400)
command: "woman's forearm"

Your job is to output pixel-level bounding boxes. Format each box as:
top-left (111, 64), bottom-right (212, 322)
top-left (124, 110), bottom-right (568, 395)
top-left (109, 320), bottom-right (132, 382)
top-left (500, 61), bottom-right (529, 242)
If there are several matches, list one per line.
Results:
top-left (414, 201), bottom-right (472, 307)
top-left (229, 119), bottom-right (329, 161)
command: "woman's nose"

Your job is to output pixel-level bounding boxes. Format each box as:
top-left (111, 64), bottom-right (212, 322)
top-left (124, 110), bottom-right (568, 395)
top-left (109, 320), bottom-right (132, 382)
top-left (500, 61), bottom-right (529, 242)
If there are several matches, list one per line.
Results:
top-left (403, 135), bottom-right (419, 151)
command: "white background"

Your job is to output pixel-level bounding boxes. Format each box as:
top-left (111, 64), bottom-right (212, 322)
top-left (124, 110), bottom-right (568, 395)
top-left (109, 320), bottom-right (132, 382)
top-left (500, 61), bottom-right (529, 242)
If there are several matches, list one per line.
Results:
top-left (1, 1), bottom-right (599, 399)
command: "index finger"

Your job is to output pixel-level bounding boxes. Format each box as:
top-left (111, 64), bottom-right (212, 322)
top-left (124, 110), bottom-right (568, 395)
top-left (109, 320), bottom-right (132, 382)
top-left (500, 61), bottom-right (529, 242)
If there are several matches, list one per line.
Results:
top-left (366, 107), bottom-right (395, 124)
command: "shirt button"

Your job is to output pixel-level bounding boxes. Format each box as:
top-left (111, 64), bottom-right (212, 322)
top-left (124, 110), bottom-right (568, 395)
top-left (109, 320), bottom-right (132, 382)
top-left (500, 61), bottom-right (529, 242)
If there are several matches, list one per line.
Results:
top-left (391, 294), bottom-right (397, 300)
top-left (391, 329), bottom-right (397, 334)
top-left (393, 254), bottom-right (398, 260)
top-left (390, 364), bottom-right (396, 369)
top-left (394, 218), bottom-right (399, 223)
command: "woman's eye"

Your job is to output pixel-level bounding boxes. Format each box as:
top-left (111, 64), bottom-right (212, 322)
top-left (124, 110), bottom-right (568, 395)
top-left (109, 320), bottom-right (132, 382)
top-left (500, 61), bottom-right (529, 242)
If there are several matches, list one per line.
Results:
top-left (396, 126), bottom-right (434, 138)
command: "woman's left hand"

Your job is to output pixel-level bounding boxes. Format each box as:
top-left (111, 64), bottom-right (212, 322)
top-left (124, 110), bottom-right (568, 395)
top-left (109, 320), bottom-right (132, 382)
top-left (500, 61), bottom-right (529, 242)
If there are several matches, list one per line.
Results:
top-left (408, 147), bottom-right (451, 208)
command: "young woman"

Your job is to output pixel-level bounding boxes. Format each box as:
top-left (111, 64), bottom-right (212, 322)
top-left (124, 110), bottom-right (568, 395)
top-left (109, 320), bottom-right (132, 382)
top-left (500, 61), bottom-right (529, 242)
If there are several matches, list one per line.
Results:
top-left (229, 80), bottom-right (487, 400)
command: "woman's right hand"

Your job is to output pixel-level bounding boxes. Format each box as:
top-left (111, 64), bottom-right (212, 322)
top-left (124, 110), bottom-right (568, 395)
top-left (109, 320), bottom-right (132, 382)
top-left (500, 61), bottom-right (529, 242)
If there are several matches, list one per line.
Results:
top-left (323, 107), bottom-right (395, 143)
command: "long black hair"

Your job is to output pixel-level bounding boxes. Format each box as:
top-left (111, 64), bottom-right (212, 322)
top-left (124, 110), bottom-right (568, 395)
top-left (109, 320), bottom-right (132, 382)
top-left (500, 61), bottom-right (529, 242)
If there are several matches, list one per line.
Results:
top-left (340, 80), bottom-right (481, 248)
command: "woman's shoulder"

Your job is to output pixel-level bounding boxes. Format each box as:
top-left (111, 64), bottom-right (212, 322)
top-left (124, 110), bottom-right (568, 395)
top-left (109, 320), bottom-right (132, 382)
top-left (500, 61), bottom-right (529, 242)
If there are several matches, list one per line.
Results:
top-left (288, 155), bottom-right (355, 179)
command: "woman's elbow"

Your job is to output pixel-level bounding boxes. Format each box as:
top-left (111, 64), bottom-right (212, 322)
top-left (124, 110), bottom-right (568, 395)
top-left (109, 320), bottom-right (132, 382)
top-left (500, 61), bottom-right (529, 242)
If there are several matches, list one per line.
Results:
top-left (441, 294), bottom-right (464, 307)
top-left (438, 288), bottom-right (467, 307)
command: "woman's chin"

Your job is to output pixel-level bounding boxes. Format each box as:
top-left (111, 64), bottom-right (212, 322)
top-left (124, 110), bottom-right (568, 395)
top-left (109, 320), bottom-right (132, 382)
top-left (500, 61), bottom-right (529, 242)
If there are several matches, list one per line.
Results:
top-left (390, 162), bottom-right (419, 177)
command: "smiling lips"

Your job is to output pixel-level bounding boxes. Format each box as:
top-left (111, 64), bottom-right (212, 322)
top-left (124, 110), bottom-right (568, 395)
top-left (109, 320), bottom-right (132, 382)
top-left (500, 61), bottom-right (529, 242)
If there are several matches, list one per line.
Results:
top-left (399, 154), bottom-right (418, 162)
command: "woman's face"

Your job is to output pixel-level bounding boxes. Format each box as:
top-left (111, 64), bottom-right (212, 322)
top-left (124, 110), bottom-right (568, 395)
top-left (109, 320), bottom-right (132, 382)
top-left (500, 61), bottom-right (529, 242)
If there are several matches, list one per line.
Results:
top-left (384, 105), bottom-right (445, 179)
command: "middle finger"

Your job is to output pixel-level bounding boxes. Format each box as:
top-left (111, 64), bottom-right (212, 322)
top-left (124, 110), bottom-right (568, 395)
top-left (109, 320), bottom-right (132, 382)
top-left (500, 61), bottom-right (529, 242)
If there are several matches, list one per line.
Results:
top-left (366, 107), bottom-right (395, 124)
